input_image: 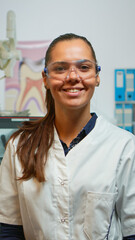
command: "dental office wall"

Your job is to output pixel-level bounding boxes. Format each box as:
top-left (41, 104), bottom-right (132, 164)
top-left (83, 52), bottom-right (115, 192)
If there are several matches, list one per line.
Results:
top-left (0, 0), bottom-right (135, 122)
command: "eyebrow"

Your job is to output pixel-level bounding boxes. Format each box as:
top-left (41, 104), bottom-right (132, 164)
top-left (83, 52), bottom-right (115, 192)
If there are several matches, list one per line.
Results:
top-left (47, 59), bottom-right (96, 66)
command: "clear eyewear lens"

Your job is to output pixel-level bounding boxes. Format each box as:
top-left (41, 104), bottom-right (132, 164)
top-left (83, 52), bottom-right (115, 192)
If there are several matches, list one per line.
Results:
top-left (44, 59), bottom-right (100, 81)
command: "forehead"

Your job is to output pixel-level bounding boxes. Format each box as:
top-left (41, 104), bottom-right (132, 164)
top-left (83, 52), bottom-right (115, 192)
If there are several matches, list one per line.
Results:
top-left (50, 39), bottom-right (93, 62)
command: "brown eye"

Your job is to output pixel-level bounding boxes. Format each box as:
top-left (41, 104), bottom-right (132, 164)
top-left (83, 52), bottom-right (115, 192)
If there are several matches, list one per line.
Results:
top-left (78, 64), bottom-right (91, 72)
top-left (81, 65), bottom-right (89, 70)
top-left (55, 66), bottom-right (65, 72)
top-left (52, 64), bottom-right (68, 73)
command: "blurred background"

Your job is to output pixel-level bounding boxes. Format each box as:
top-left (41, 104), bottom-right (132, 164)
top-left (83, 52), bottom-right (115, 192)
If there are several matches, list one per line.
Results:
top-left (0, 0), bottom-right (135, 122)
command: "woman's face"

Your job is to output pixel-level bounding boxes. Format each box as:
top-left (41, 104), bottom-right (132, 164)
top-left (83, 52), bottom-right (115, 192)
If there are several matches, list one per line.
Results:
top-left (42, 39), bottom-right (100, 113)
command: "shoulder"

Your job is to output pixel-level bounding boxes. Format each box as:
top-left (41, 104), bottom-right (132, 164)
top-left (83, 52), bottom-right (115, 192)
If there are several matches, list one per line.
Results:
top-left (7, 132), bottom-right (21, 148)
top-left (95, 115), bottom-right (135, 150)
top-left (97, 115), bottom-right (135, 137)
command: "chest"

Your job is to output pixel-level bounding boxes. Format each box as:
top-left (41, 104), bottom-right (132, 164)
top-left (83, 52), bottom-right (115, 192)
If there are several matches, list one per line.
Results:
top-left (46, 138), bottom-right (120, 199)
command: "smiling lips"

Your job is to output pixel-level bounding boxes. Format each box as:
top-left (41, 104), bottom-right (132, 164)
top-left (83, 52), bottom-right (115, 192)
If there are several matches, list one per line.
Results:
top-left (63, 88), bottom-right (83, 93)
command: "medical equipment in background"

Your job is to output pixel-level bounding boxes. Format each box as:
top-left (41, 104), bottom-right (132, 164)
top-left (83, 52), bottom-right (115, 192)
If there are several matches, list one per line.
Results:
top-left (0, 10), bottom-right (21, 79)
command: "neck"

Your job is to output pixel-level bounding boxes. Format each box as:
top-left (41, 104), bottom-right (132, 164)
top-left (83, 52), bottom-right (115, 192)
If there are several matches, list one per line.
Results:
top-left (54, 106), bottom-right (91, 147)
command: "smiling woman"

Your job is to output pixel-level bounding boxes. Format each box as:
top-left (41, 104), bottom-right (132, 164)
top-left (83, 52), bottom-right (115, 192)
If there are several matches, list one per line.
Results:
top-left (42, 38), bottom-right (100, 121)
top-left (0, 33), bottom-right (135, 240)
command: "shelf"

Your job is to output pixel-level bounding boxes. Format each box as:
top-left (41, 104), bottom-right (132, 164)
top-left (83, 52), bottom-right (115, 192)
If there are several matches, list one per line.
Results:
top-left (115, 101), bottom-right (135, 104)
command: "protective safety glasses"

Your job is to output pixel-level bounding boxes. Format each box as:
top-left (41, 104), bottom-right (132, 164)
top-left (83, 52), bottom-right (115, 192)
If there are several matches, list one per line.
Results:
top-left (44, 59), bottom-right (101, 81)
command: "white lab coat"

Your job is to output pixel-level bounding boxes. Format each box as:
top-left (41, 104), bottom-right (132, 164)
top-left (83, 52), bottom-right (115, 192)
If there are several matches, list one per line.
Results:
top-left (0, 115), bottom-right (135, 240)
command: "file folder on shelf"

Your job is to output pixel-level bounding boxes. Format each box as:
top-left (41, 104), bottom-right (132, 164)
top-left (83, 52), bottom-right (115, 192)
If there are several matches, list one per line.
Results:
top-left (125, 69), bottom-right (135, 101)
top-left (123, 104), bottom-right (133, 133)
top-left (115, 104), bottom-right (124, 129)
top-left (115, 69), bottom-right (125, 101)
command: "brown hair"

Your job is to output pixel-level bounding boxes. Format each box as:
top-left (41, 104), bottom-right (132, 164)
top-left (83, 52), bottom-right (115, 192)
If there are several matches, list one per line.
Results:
top-left (9, 33), bottom-right (97, 182)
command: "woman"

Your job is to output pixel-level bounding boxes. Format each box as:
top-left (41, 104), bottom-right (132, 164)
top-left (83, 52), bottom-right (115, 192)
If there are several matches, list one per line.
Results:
top-left (0, 33), bottom-right (135, 240)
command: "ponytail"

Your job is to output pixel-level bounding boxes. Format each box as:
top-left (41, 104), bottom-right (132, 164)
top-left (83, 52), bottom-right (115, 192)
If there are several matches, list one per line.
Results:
top-left (10, 89), bottom-right (55, 182)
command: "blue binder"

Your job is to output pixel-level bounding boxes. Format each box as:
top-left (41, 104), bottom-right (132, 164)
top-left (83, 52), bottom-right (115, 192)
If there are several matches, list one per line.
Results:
top-left (124, 104), bottom-right (133, 133)
top-left (125, 69), bottom-right (135, 101)
top-left (115, 104), bottom-right (124, 129)
top-left (115, 69), bottom-right (125, 101)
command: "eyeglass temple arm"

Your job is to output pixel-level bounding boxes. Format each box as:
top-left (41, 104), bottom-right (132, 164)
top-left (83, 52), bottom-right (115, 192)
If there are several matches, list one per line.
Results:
top-left (44, 67), bottom-right (47, 74)
top-left (96, 65), bottom-right (101, 73)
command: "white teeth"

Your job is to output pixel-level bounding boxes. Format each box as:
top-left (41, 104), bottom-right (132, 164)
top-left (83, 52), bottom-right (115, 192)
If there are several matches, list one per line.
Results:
top-left (66, 89), bottom-right (80, 93)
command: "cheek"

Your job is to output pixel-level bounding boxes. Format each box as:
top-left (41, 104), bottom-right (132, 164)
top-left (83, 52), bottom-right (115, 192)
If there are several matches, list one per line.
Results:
top-left (47, 79), bottom-right (64, 91)
top-left (82, 77), bottom-right (97, 88)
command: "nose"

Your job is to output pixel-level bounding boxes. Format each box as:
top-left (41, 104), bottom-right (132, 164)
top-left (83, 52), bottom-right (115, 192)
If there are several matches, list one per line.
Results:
top-left (65, 67), bottom-right (81, 82)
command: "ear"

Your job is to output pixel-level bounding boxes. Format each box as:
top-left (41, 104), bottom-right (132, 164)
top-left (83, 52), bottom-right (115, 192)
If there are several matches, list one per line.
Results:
top-left (42, 70), bottom-right (50, 89)
top-left (96, 75), bottom-right (100, 87)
